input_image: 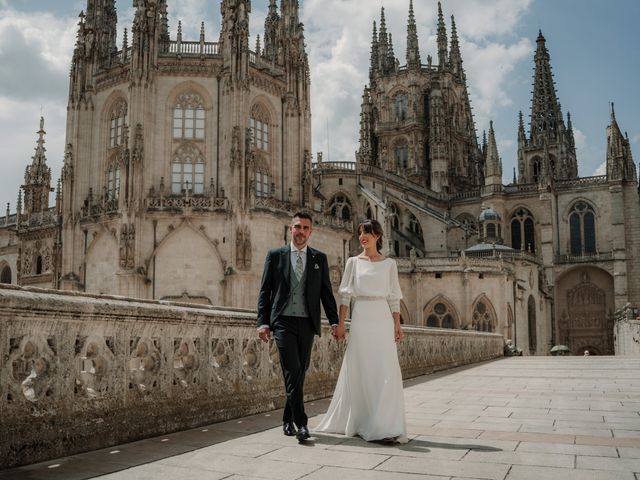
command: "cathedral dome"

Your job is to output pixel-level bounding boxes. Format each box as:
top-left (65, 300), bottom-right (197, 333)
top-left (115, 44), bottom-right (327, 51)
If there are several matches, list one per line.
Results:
top-left (478, 207), bottom-right (500, 222)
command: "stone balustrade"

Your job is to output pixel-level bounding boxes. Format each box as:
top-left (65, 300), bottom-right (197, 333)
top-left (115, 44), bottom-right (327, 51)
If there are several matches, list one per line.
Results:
top-left (0, 285), bottom-right (503, 469)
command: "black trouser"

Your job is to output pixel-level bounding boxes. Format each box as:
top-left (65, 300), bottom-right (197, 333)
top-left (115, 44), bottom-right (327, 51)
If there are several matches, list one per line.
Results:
top-left (273, 315), bottom-right (315, 428)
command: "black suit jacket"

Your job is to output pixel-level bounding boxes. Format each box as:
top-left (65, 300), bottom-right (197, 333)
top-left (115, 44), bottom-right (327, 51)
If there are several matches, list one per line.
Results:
top-left (256, 245), bottom-right (339, 336)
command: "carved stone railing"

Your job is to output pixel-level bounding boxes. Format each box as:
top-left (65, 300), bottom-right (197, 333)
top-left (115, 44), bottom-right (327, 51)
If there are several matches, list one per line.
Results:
top-left (251, 196), bottom-right (354, 232)
top-left (312, 161), bottom-right (356, 173)
top-left (554, 252), bottom-right (614, 264)
top-left (613, 303), bottom-right (640, 355)
top-left (0, 285), bottom-right (503, 468)
top-left (17, 208), bottom-right (59, 230)
top-left (556, 175), bottom-right (608, 190)
top-left (450, 189), bottom-right (481, 201)
top-left (376, 116), bottom-right (427, 130)
top-left (0, 213), bottom-right (17, 227)
top-left (146, 193), bottom-right (229, 213)
top-left (80, 190), bottom-right (119, 220)
top-left (159, 40), bottom-right (221, 56)
top-left (504, 183), bottom-right (539, 194)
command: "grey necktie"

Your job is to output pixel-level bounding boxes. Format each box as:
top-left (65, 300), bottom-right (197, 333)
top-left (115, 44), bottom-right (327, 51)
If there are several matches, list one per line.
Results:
top-left (295, 251), bottom-right (304, 281)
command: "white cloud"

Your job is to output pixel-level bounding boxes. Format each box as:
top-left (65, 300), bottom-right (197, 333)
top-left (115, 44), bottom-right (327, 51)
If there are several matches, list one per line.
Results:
top-left (573, 128), bottom-right (606, 177)
top-left (302, 0), bottom-right (533, 162)
top-left (464, 38), bottom-right (532, 127)
top-left (593, 161), bottom-right (607, 176)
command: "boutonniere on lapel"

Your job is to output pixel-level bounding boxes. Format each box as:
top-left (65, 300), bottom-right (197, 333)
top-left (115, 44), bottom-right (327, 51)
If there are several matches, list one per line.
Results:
top-left (314, 263), bottom-right (320, 270)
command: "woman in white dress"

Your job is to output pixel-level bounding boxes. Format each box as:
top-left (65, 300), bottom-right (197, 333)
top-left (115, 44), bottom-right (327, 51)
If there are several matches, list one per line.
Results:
top-left (316, 219), bottom-right (407, 443)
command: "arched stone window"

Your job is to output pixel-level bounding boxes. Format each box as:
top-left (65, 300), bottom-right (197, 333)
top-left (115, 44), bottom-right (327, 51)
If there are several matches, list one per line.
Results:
top-left (532, 157), bottom-right (541, 183)
top-left (511, 208), bottom-right (536, 253)
top-left (35, 256), bottom-right (43, 275)
top-left (106, 157), bottom-right (121, 201)
top-left (365, 205), bottom-right (373, 220)
top-left (408, 213), bottom-right (423, 241)
top-left (394, 93), bottom-right (408, 121)
top-left (329, 194), bottom-right (352, 221)
top-left (171, 144), bottom-right (205, 194)
top-left (472, 296), bottom-right (497, 332)
top-left (423, 296), bottom-right (459, 329)
top-left (255, 170), bottom-right (270, 197)
top-left (249, 104), bottom-right (270, 151)
top-left (394, 142), bottom-right (409, 170)
top-left (173, 93), bottom-right (205, 140)
top-left (0, 265), bottom-right (11, 284)
top-left (109, 100), bottom-right (128, 148)
top-left (528, 295), bottom-right (537, 353)
top-left (388, 203), bottom-right (400, 230)
top-left (569, 201), bottom-right (596, 256)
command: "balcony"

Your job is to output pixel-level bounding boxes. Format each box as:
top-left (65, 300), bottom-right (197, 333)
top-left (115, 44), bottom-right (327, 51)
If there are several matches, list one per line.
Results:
top-left (554, 251), bottom-right (614, 264)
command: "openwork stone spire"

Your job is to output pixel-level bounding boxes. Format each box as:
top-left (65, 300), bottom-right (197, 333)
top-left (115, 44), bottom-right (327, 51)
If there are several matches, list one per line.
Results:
top-left (449, 15), bottom-right (462, 78)
top-left (23, 117), bottom-right (52, 214)
top-left (436, 2), bottom-right (448, 69)
top-left (406, 0), bottom-right (421, 70)
top-left (529, 30), bottom-right (563, 145)
top-left (606, 103), bottom-right (636, 181)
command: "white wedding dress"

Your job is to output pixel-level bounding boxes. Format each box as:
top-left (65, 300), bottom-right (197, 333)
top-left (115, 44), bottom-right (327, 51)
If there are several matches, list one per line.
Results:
top-left (316, 256), bottom-right (407, 442)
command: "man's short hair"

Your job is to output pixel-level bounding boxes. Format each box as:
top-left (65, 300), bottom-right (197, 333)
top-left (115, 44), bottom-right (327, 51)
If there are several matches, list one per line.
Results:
top-left (292, 211), bottom-right (313, 222)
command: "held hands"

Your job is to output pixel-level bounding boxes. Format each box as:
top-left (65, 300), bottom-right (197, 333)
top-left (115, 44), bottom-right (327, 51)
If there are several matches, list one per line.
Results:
top-left (258, 328), bottom-right (270, 343)
top-left (332, 323), bottom-right (346, 341)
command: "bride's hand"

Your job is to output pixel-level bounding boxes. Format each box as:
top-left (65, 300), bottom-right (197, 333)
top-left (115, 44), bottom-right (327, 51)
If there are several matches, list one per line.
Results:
top-left (394, 323), bottom-right (403, 343)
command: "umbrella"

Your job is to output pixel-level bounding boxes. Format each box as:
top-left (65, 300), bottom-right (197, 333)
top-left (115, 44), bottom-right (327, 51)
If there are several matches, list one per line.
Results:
top-left (550, 345), bottom-right (571, 356)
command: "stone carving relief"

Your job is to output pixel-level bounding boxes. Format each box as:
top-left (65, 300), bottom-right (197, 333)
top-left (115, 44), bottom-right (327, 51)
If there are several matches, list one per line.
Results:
top-left (74, 336), bottom-right (115, 399)
top-left (173, 338), bottom-right (201, 389)
top-left (8, 336), bottom-right (57, 403)
top-left (119, 224), bottom-right (135, 269)
top-left (211, 338), bottom-right (236, 391)
top-left (241, 338), bottom-right (261, 381)
top-left (129, 337), bottom-right (161, 393)
top-left (235, 226), bottom-right (252, 270)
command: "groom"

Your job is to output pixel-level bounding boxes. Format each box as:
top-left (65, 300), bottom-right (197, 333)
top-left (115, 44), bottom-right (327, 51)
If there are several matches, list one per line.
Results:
top-left (257, 211), bottom-right (341, 442)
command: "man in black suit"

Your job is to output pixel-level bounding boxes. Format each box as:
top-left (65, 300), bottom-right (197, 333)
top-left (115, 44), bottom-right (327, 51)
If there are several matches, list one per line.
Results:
top-left (257, 211), bottom-right (341, 442)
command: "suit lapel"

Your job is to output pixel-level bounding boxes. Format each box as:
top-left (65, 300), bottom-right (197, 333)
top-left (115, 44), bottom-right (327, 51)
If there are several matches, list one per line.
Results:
top-left (280, 246), bottom-right (291, 288)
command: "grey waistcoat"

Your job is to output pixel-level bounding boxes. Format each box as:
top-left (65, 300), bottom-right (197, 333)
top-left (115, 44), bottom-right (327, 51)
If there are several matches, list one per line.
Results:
top-left (281, 260), bottom-right (309, 318)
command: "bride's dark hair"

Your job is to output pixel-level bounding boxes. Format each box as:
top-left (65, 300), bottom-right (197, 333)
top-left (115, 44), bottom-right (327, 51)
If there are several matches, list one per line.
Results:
top-left (358, 219), bottom-right (384, 253)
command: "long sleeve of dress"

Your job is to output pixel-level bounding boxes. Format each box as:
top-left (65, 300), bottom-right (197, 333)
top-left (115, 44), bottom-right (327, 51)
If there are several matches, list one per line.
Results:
top-left (387, 260), bottom-right (403, 313)
top-left (338, 257), bottom-right (355, 307)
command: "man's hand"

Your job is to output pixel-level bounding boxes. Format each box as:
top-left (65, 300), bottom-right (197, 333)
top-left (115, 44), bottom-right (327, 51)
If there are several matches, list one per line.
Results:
top-left (258, 328), bottom-right (270, 343)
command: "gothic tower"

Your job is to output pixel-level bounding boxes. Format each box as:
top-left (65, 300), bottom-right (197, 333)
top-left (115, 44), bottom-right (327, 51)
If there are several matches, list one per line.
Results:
top-left (57, 0), bottom-right (333, 303)
top-left (517, 31), bottom-right (577, 185)
top-left (357, 2), bottom-right (481, 194)
top-left (22, 117), bottom-right (52, 216)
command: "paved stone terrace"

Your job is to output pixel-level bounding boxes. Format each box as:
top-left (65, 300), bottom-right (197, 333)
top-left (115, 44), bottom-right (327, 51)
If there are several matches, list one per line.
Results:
top-left (3, 356), bottom-right (640, 480)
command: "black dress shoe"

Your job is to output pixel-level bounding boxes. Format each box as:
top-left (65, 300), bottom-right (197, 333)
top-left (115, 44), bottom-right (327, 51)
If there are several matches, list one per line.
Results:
top-left (296, 425), bottom-right (310, 442)
top-left (283, 422), bottom-right (296, 436)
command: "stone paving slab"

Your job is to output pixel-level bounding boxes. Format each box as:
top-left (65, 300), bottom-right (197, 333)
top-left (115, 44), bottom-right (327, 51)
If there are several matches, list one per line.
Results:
top-left (2, 357), bottom-right (640, 480)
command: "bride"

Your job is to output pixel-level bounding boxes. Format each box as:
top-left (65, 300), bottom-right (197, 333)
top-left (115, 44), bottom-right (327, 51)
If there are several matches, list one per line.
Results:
top-left (315, 219), bottom-right (407, 443)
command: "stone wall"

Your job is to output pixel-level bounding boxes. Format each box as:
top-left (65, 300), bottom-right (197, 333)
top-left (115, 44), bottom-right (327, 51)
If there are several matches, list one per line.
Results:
top-left (614, 304), bottom-right (640, 355)
top-left (0, 285), bottom-right (503, 469)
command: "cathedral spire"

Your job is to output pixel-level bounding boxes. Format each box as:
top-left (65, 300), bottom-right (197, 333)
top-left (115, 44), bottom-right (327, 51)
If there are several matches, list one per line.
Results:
top-left (263, 0), bottom-right (280, 61)
top-left (159, 0), bottom-right (169, 42)
top-left (377, 7), bottom-right (389, 74)
top-left (387, 33), bottom-right (397, 73)
top-left (529, 30), bottom-right (563, 145)
top-left (606, 102), bottom-right (636, 181)
top-left (23, 117), bottom-right (52, 215)
top-left (369, 20), bottom-right (379, 82)
top-left (85, 0), bottom-right (118, 67)
top-left (436, 2), bottom-right (448, 70)
top-left (406, 0), bottom-right (421, 70)
top-left (449, 15), bottom-right (463, 78)
top-left (484, 120), bottom-right (502, 186)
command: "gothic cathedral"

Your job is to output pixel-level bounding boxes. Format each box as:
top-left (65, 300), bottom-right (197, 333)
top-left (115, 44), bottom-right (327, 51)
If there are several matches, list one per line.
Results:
top-left (0, 1), bottom-right (637, 356)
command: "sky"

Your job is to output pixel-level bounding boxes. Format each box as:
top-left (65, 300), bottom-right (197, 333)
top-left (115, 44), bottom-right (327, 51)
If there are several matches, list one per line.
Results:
top-left (0, 0), bottom-right (638, 212)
